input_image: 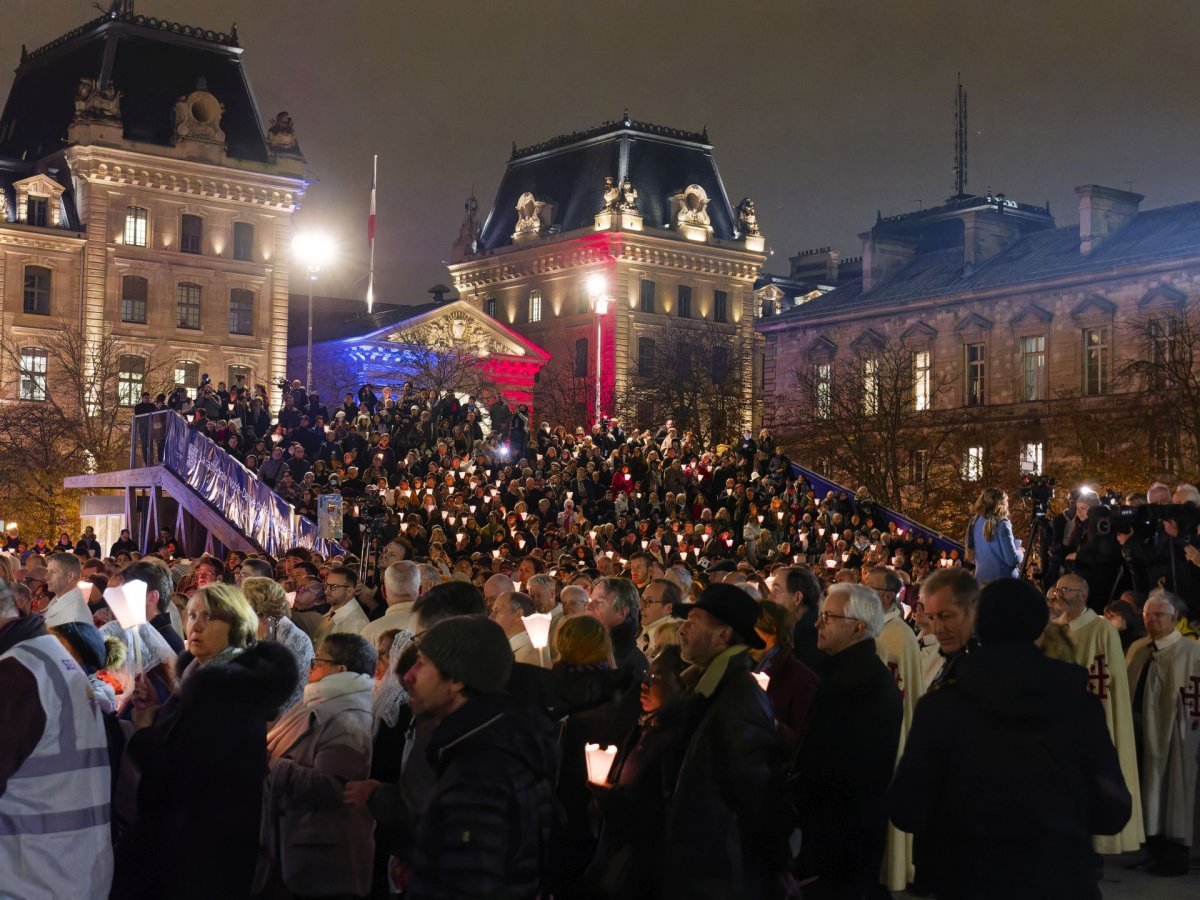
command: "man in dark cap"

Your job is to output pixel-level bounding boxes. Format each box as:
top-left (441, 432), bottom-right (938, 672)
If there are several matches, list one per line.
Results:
top-left (663, 583), bottom-right (784, 900)
top-left (888, 578), bottom-right (1131, 899)
top-left (397, 615), bottom-right (557, 899)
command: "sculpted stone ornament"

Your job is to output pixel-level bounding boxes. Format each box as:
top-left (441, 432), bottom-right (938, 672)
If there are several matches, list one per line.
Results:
top-left (514, 192), bottom-right (547, 234)
top-left (72, 77), bottom-right (123, 123)
top-left (602, 176), bottom-right (621, 213)
top-left (737, 197), bottom-right (761, 236)
top-left (674, 184), bottom-right (711, 227)
top-left (173, 89), bottom-right (226, 145)
top-left (619, 177), bottom-right (640, 212)
top-left (266, 111), bottom-right (300, 153)
top-left (392, 310), bottom-right (507, 357)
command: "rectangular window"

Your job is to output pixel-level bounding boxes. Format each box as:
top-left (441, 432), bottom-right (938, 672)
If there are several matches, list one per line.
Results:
top-left (229, 289), bottom-right (254, 335)
top-left (910, 448), bottom-right (929, 483)
top-left (962, 445), bottom-right (984, 482)
top-left (639, 279), bottom-right (655, 314)
top-left (23, 265), bottom-right (51, 315)
top-left (27, 197), bottom-right (48, 227)
top-left (713, 290), bottom-right (728, 323)
top-left (677, 285), bottom-right (692, 318)
top-left (176, 283), bottom-right (202, 330)
top-left (528, 290), bottom-right (542, 323)
top-left (124, 206), bottom-right (148, 247)
top-left (180, 214), bottom-right (202, 254)
top-left (575, 338), bottom-right (588, 378)
top-left (711, 347), bottom-right (730, 383)
top-left (232, 221), bottom-right (254, 261)
top-left (913, 350), bottom-right (931, 411)
top-left (484, 297), bottom-right (497, 318)
top-left (118, 355), bottom-right (145, 407)
top-left (1083, 327), bottom-right (1109, 396)
top-left (815, 363), bottom-right (832, 419)
top-left (1021, 335), bottom-right (1046, 401)
top-left (1149, 318), bottom-right (1176, 389)
top-left (18, 347), bottom-right (47, 401)
top-left (966, 342), bottom-right (986, 406)
top-left (638, 337), bottom-right (655, 376)
top-left (1020, 441), bottom-right (1044, 475)
top-left (175, 360), bottom-right (199, 398)
top-left (121, 275), bottom-right (148, 324)
top-left (863, 357), bottom-right (880, 415)
top-left (228, 365), bottom-right (252, 391)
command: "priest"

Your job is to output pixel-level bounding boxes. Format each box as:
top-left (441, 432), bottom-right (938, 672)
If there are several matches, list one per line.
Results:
top-left (866, 566), bottom-right (924, 892)
top-left (1052, 573), bottom-right (1145, 854)
top-left (1126, 589), bottom-right (1200, 876)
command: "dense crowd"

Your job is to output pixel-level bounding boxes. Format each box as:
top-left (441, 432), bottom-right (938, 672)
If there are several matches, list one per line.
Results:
top-left (2, 388), bottom-right (1199, 900)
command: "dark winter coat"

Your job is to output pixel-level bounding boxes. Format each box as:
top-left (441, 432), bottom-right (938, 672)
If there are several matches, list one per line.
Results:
top-left (112, 642), bottom-right (297, 900)
top-left (888, 642), bottom-right (1130, 899)
top-left (406, 693), bottom-right (558, 900)
top-left (661, 651), bottom-right (784, 900)
top-left (788, 638), bottom-right (902, 894)
top-left (762, 650), bottom-right (819, 753)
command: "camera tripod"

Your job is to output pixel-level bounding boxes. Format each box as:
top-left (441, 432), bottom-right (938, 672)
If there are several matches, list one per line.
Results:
top-left (1019, 509), bottom-right (1053, 584)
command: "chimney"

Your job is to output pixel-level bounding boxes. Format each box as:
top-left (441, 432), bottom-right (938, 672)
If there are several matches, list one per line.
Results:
top-left (860, 231), bottom-right (917, 293)
top-left (1075, 185), bottom-right (1143, 255)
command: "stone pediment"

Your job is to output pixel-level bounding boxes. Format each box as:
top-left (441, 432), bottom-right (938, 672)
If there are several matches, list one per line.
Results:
top-left (1009, 304), bottom-right (1054, 327)
top-left (366, 300), bottom-right (550, 361)
top-left (900, 321), bottom-right (937, 344)
top-left (953, 312), bottom-right (993, 334)
top-left (12, 173), bottom-right (65, 199)
top-left (1137, 284), bottom-right (1186, 309)
top-left (1070, 294), bottom-right (1117, 321)
top-left (850, 328), bottom-right (887, 352)
top-left (806, 334), bottom-right (838, 360)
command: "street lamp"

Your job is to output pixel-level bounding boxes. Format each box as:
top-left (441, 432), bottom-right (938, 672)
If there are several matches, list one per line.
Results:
top-left (585, 273), bottom-right (609, 427)
top-left (292, 231), bottom-right (336, 392)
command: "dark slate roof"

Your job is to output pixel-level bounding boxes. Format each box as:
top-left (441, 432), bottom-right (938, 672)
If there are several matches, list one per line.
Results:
top-left (0, 10), bottom-right (269, 163)
top-left (769, 199), bottom-right (1200, 324)
top-left (287, 297), bottom-right (439, 347)
top-left (475, 116), bottom-right (738, 251)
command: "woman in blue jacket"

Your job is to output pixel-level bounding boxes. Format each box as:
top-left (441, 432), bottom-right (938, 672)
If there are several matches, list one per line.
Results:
top-left (970, 488), bottom-right (1022, 583)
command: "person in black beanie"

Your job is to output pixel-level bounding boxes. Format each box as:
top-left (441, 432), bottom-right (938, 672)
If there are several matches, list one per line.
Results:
top-left (394, 616), bottom-right (558, 899)
top-left (888, 578), bottom-right (1132, 899)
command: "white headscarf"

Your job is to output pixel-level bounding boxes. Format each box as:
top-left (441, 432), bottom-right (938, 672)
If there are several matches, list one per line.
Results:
top-left (371, 628), bottom-right (415, 732)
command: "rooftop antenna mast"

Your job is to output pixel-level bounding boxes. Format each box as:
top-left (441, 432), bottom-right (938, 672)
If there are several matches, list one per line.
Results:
top-left (953, 73), bottom-right (968, 197)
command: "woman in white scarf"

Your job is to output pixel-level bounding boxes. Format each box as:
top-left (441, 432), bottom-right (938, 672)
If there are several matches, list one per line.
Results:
top-left (261, 632), bottom-right (376, 897)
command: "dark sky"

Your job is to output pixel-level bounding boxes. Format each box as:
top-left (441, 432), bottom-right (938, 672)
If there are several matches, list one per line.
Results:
top-left (9, 1), bottom-right (1200, 302)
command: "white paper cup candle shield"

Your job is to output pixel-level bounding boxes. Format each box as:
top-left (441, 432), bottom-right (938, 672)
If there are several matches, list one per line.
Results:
top-left (585, 743), bottom-right (617, 785)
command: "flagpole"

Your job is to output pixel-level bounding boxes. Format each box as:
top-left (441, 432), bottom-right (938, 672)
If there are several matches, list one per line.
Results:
top-left (367, 154), bottom-right (377, 313)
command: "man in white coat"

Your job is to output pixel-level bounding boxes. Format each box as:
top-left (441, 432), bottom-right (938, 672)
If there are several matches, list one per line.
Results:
top-left (42, 552), bottom-right (91, 627)
top-left (1126, 589), bottom-right (1200, 876)
top-left (866, 566), bottom-right (924, 893)
top-left (1052, 573), bottom-right (1144, 854)
top-left (314, 567), bottom-right (370, 644)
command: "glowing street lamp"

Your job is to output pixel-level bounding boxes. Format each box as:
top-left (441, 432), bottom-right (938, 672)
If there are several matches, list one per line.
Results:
top-left (585, 273), bottom-right (610, 427)
top-left (292, 230), bottom-right (336, 393)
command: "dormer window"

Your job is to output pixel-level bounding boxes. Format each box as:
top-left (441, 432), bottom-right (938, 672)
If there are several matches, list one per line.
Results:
top-left (13, 174), bottom-right (66, 228)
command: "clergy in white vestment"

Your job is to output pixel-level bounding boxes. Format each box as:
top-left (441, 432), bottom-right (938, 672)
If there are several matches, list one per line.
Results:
top-left (491, 590), bottom-right (543, 667)
top-left (1053, 573), bottom-right (1145, 854)
top-left (867, 567), bottom-right (924, 892)
top-left (1126, 589), bottom-right (1200, 876)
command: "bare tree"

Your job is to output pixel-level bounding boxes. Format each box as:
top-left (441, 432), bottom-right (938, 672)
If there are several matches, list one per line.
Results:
top-left (534, 343), bottom-right (591, 429)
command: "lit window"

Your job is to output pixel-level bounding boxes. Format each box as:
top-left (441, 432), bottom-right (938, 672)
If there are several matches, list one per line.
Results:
top-left (121, 275), bottom-right (148, 324)
top-left (175, 360), bottom-right (199, 398)
top-left (176, 283), bottom-right (202, 330)
top-left (962, 445), bottom-right (984, 481)
top-left (529, 290), bottom-right (542, 323)
top-left (118, 355), bottom-right (145, 407)
top-left (913, 350), bottom-right (931, 411)
top-left (965, 343), bottom-right (986, 406)
top-left (1021, 335), bottom-right (1045, 401)
top-left (228, 365), bottom-right (252, 390)
top-left (125, 207), bottom-right (148, 247)
top-left (18, 347), bottom-right (47, 401)
top-left (1083, 327), bottom-right (1109, 396)
top-left (23, 265), bottom-right (51, 315)
top-left (229, 289), bottom-right (254, 335)
top-left (815, 363), bottom-right (831, 419)
top-left (863, 358), bottom-right (880, 415)
top-left (1020, 442), bottom-right (1044, 475)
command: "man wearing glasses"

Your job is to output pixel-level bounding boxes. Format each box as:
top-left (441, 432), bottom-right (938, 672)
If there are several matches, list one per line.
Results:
top-left (315, 567), bottom-right (369, 644)
top-left (789, 583), bottom-right (901, 900)
top-left (1051, 574), bottom-right (1144, 855)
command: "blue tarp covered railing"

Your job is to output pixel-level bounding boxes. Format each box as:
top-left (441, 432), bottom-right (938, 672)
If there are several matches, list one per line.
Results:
top-left (791, 461), bottom-right (964, 556)
top-left (145, 411), bottom-right (340, 558)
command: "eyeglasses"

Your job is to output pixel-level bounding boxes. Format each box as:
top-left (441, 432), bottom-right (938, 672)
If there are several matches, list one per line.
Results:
top-left (325, 582), bottom-right (352, 591)
top-left (310, 657), bottom-right (340, 668)
top-left (817, 612), bottom-right (860, 625)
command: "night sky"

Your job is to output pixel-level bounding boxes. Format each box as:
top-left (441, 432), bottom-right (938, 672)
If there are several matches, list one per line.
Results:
top-left (8, 1), bottom-right (1200, 304)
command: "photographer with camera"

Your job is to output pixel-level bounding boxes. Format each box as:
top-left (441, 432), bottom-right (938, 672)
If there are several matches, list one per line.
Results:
top-left (1064, 492), bottom-right (1123, 614)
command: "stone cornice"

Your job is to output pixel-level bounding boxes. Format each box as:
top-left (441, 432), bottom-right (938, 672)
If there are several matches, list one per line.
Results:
top-left (0, 227), bottom-right (87, 251)
top-left (63, 145), bottom-right (306, 211)
top-left (449, 231), bottom-right (765, 290)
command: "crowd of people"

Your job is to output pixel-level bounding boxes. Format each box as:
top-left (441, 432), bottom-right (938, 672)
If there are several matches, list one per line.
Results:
top-left (2, 388), bottom-right (1199, 899)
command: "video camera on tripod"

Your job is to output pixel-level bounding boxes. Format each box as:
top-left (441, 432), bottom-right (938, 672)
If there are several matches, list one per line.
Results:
top-left (1091, 502), bottom-right (1200, 538)
top-left (1018, 474), bottom-right (1055, 516)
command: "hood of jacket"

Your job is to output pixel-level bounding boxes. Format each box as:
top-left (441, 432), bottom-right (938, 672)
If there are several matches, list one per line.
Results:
top-left (952, 642), bottom-right (1087, 722)
top-left (183, 639), bottom-right (299, 720)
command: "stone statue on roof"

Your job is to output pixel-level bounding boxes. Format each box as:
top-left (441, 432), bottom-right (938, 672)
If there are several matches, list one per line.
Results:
top-left (267, 111), bottom-right (298, 153)
top-left (515, 192), bottom-right (547, 234)
top-left (620, 177), bottom-right (640, 213)
top-left (602, 176), bottom-right (621, 212)
top-left (72, 77), bottom-right (123, 124)
top-left (674, 184), bottom-right (711, 227)
top-left (737, 197), bottom-right (760, 236)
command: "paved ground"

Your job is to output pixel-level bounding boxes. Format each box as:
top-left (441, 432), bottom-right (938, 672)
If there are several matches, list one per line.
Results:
top-left (895, 855), bottom-right (1200, 899)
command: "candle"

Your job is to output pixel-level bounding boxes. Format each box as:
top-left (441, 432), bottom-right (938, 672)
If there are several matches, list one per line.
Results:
top-left (521, 612), bottom-right (553, 650)
top-left (584, 743), bottom-right (618, 785)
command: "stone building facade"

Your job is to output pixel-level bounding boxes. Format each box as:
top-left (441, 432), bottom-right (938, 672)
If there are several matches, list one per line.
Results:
top-left (0, 7), bottom-right (306, 406)
top-left (447, 115), bottom-right (767, 434)
top-left (759, 185), bottom-right (1200, 492)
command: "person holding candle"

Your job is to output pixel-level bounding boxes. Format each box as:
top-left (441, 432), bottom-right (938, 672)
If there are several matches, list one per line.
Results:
top-left (750, 599), bottom-right (818, 753)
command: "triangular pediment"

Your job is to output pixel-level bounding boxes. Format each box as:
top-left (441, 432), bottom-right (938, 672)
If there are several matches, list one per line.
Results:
top-left (12, 173), bottom-right (65, 198)
top-left (1137, 284), bottom-right (1187, 310)
top-left (900, 321), bottom-right (937, 344)
top-left (953, 312), bottom-right (993, 334)
top-left (1070, 294), bottom-right (1117, 320)
top-left (757, 284), bottom-right (785, 302)
top-left (806, 334), bottom-right (838, 359)
top-left (850, 328), bottom-right (887, 352)
top-left (364, 300), bottom-right (551, 361)
top-left (1009, 304), bottom-right (1054, 327)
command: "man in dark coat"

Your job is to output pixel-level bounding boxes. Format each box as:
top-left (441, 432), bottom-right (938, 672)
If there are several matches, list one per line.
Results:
top-left (399, 616), bottom-right (557, 899)
top-left (888, 579), bottom-right (1131, 899)
top-left (665, 583), bottom-right (785, 900)
top-left (788, 583), bottom-right (902, 899)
